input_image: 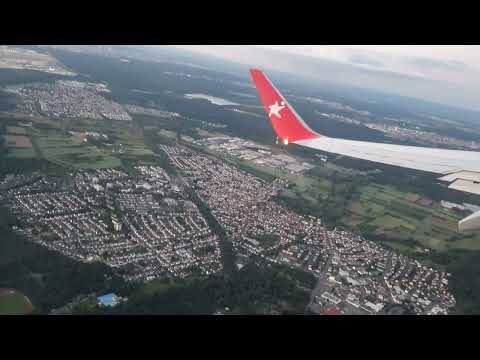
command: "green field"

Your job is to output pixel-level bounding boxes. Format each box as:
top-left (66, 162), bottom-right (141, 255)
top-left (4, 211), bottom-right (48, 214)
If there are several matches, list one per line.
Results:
top-left (343, 182), bottom-right (480, 251)
top-left (264, 159), bottom-right (480, 252)
top-left (158, 129), bottom-right (177, 139)
top-left (381, 240), bottom-right (415, 254)
top-left (6, 147), bottom-right (36, 158)
top-left (0, 290), bottom-right (33, 315)
top-left (123, 146), bottom-right (154, 156)
top-left (370, 215), bottom-right (415, 231)
top-left (112, 126), bottom-right (155, 157)
top-left (0, 115), bottom-right (159, 171)
top-left (33, 132), bottom-right (121, 169)
top-left (287, 173), bottom-right (331, 203)
top-left (6, 126), bottom-right (26, 135)
top-left (29, 116), bottom-right (172, 171)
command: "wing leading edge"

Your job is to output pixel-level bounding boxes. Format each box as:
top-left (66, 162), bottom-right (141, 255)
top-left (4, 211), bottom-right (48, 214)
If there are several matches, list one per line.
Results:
top-left (249, 68), bottom-right (480, 232)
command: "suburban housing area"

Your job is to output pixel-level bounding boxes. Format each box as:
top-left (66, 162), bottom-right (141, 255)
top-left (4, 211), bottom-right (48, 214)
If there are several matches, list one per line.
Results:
top-left (1, 45), bottom-right (478, 315)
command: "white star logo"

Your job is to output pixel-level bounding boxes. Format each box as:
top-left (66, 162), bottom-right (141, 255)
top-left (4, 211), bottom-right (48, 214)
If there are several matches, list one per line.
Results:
top-left (268, 100), bottom-right (286, 118)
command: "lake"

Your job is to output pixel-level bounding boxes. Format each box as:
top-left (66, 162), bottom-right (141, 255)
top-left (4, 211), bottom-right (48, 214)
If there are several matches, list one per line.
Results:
top-left (184, 93), bottom-right (239, 106)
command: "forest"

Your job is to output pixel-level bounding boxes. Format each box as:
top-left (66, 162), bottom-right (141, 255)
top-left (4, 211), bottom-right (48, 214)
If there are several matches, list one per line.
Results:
top-left (98, 262), bottom-right (314, 315)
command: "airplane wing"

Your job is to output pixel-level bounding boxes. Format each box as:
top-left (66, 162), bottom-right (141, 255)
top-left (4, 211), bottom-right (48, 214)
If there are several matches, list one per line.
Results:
top-left (249, 68), bottom-right (480, 232)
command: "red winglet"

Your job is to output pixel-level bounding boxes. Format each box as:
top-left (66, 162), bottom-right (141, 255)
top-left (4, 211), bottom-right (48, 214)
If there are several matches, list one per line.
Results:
top-left (249, 68), bottom-right (320, 143)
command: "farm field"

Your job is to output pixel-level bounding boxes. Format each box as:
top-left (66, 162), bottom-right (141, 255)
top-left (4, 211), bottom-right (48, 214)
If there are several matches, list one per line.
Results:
top-left (158, 129), bottom-right (177, 139)
top-left (1, 113), bottom-right (164, 173)
top-left (345, 182), bottom-right (480, 251)
top-left (2, 122), bottom-right (36, 159)
top-left (274, 161), bottom-right (480, 252)
top-left (6, 126), bottom-right (26, 135)
top-left (5, 147), bottom-right (36, 158)
top-left (3, 134), bottom-right (32, 148)
top-left (32, 131), bottom-right (121, 169)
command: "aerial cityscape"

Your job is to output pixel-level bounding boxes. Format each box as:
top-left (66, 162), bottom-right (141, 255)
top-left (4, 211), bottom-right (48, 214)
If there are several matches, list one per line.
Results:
top-left (1, 45), bottom-right (480, 315)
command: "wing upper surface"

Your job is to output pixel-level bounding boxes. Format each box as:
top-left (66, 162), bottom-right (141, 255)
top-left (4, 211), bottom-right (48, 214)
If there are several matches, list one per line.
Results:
top-left (296, 137), bottom-right (480, 176)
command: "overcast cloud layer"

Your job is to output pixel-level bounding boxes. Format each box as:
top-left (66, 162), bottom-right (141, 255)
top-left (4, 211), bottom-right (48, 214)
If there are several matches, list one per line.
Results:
top-left (170, 45), bottom-right (480, 112)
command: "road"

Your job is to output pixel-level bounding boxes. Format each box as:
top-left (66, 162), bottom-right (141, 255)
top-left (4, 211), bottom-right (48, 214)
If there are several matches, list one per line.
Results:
top-left (305, 241), bottom-right (335, 314)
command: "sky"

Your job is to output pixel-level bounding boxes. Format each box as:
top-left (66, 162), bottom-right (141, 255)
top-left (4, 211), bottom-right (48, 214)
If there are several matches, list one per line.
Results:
top-left (170, 45), bottom-right (480, 112)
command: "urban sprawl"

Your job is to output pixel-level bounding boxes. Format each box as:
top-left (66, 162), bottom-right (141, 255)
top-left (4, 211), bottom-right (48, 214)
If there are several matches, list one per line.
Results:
top-left (159, 144), bottom-right (455, 315)
top-left (0, 167), bottom-right (222, 281)
top-left (0, 138), bottom-right (456, 314)
top-left (5, 80), bottom-right (132, 121)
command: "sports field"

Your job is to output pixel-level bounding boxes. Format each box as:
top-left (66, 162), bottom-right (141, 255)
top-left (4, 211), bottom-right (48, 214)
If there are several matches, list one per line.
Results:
top-left (0, 288), bottom-right (33, 315)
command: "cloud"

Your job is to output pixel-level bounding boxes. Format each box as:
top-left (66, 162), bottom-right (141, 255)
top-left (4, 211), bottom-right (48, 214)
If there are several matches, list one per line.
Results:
top-left (348, 53), bottom-right (385, 68)
top-left (169, 45), bottom-right (480, 111)
top-left (408, 57), bottom-right (468, 72)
